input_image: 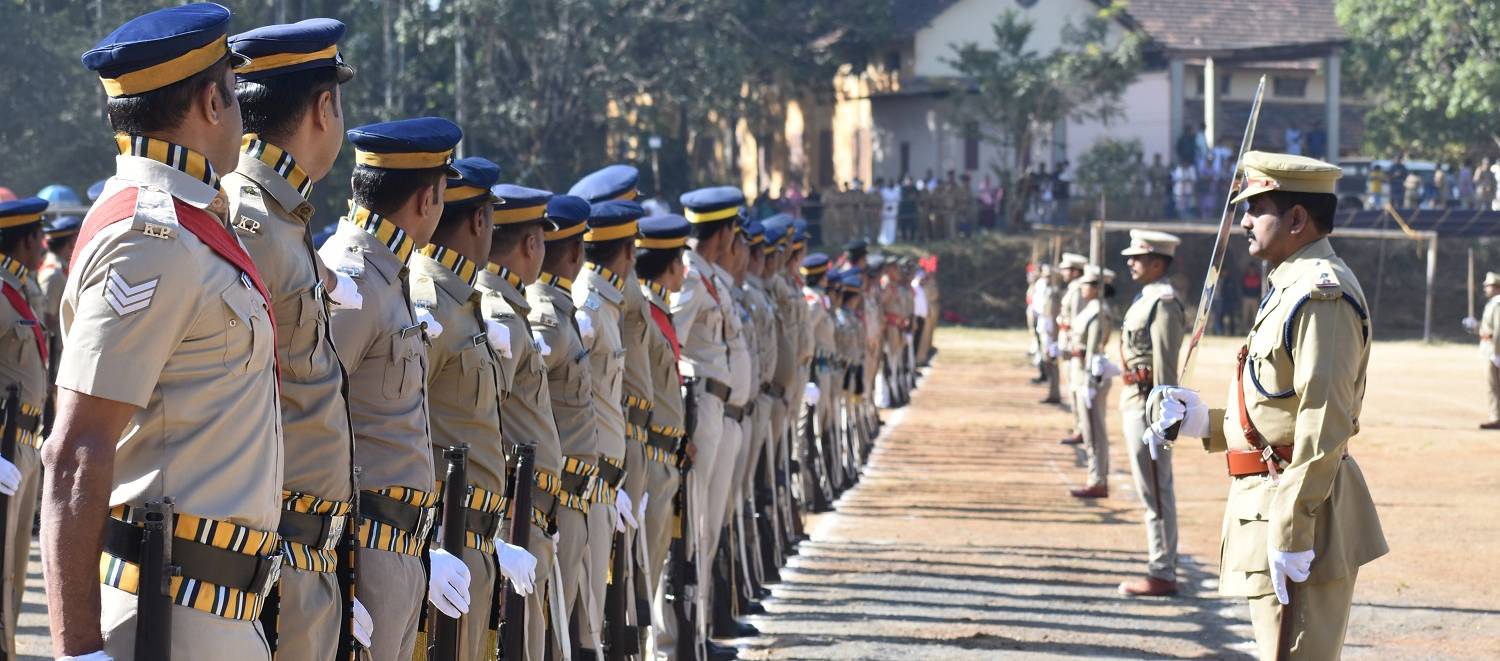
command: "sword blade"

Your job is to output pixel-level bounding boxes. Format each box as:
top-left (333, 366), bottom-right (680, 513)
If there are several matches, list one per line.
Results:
top-left (1178, 75), bottom-right (1269, 385)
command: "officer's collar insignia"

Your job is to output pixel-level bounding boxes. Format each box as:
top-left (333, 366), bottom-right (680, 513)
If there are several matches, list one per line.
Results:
top-left (1315, 272), bottom-right (1338, 288)
top-left (242, 134), bottom-right (314, 200)
top-left (419, 243), bottom-right (478, 289)
top-left (0, 254), bottom-right (30, 286)
top-left (117, 134), bottom-right (221, 193)
top-left (486, 262), bottom-right (523, 290)
top-left (343, 201), bottom-right (414, 264)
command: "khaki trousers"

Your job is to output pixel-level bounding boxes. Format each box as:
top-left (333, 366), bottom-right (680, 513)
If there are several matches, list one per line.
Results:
top-left (555, 505), bottom-right (588, 644)
top-left (515, 521), bottom-right (552, 661)
top-left (101, 586), bottom-right (271, 660)
top-left (1121, 398), bottom-right (1178, 581)
top-left (1248, 569), bottom-right (1358, 661)
top-left (453, 544), bottom-right (498, 660)
top-left (270, 566), bottom-right (341, 661)
top-left (1, 442), bottom-right (38, 656)
top-left (1074, 374), bottom-right (1111, 488)
top-left (581, 499), bottom-right (616, 649)
top-left (354, 547), bottom-right (426, 661)
top-left (1488, 362), bottom-right (1500, 422)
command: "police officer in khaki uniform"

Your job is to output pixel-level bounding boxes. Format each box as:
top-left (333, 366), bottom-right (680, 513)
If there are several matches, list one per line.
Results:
top-left (740, 221), bottom-right (782, 578)
top-left (1055, 252), bottom-right (1087, 442)
top-left (38, 215), bottom-right (80, 341)
top-left (223, 19), bottom-right (371, 658)
top-left (1066, 266), bottom-right (1113, 500)
top-left (574, 201), bottom-right (642, 651)
top-left (319, 117), bottom-right (467, 661)
top-left (759, 217), bottom-right (803, 552)
top-left (482, 183), bottom-right (564, 660)
top-left (634, 214), bottom-right (690, 656)
top-left (46, 7), bottom-right (282, 658)
top-left (1467, 272), bottom-right (1500, 429)
top-left (413, 156), bottom-right (539, 658)
top-left (669, 187), bottom-right (739, 659)
top-left (1115, 229), bottom-right (1186, 596)
top-left (527, 194), bottom-right (596, 652)
top-left (800, 253), bottom-right (838, 510)
top-left (1148, 152), bottom-right (1386, 660)
top-left (0, 198), bottom-right (50, 657)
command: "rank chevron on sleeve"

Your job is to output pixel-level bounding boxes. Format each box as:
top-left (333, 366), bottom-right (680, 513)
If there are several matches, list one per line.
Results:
top-left (105, 267), bottom-right (160, 316)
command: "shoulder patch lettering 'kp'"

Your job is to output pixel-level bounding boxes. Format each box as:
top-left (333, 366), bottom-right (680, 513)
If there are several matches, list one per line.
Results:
top-left (104, 268), bottom-right (159, 316)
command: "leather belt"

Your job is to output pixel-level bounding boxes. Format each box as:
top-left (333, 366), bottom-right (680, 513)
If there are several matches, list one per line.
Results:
top-left (1226, 446), bottom-right (1293, 477)
top-left (1122, 366), bottom-right (1153, 387)
top-left (761, 382), bottom-right (785, 399)
top-left (724, 403), bottom-right (746, 422)
top-left (596, 458), bottom-right (626, 489)
top-left (626, 406), bottom-right (652, 428)
top-left (277, 507), bottom-right (347, 551)
top-left (360, 490), bottom-right (437, 540)
top-left (645, 428), bottom-right (679, 453)
top-left (704, 378), bottom-right (732, 402)
top-left (101, 510), bottom-right (282, 621)
top-left (465, 508), bottom-right (502, 540)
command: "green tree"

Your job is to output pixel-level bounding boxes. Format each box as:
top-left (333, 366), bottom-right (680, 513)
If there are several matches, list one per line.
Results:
top-left (1337, 0), bottom-right (1500, 157)
top-left (942, 3), bottom-right (1142, 228)
top-left (1074, 138), bottom-right (1145, 220)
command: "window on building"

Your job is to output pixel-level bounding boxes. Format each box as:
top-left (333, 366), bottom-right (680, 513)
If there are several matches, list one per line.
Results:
top-left (964, 124), bottom-right (979, 171)
top-left (884, 50), bottom-right (901, 73)
top-left (818, 130), bottom-right (834, 187)
top-left (1220, 73), bottom-right (1232, 96)
top-left (1273, 76), bottom-right (1308, 98)
top-left (900, 142), bottom-right (911, 179)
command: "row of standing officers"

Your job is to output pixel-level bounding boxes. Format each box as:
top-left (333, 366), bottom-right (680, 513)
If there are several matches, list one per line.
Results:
top-left (0, 4), bottom-right (936, 661)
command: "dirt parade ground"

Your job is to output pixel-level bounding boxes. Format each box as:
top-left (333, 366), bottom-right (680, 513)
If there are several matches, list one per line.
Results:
top-left (736, 328), bottom-right (1500, 660)
top-left (12, 327), bottom-right (1500, 659)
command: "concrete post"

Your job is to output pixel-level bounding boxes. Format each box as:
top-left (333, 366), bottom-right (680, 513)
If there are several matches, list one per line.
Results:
top-left (1325, 51), bottom-right (1341, 162)
top-left (1204, 57), bottom-right (1218, 150)
top-left (1169, 58), bottom-right (1185, 163)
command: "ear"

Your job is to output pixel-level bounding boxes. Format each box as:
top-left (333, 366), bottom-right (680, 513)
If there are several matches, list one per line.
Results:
top-left (201, 77), bottom-right (226, 125)
top-left (416, 182), bottom-right (439, 218)
top-left (312, 89), bottom-right (336, 132)
top-left (470, 206), bottom-right (488, 238)
top-left (1288, 204), bottom-right (1311, 235)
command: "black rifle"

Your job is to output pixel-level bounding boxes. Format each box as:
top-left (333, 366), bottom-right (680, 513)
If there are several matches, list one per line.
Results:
top-left (337, 467), bottom-right (362, 660)
top-left (433, 445), bottom-right (469, 661)
top-left (603, 529), bottom-right (631, 660)
top-left (135, 498), bottom-right (175, 661)
top-left (668, 380), bottom-right (699, 661)
top-left (499, 443), bottom-right (534, 661)
top-left (0, 385), bottom-right (15, 661)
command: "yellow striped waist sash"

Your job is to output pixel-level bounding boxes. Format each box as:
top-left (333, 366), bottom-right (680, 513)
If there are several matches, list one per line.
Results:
top-left (100, 505), bottom-right (281, 622)
top-left (641, 425), bottom-right (683, 465)
top-left (278, 492), bottom-right (352, 573)
top-left (435, 481), bottom-right (506, 555)
top-left (558, 457), bottom-right (598, 513)
top-left (15, 401), bottom-right (42, 449)
top-left (591, 456), bottom-right (626, 504)
top-left (355, 487), bottom-right (438, 557)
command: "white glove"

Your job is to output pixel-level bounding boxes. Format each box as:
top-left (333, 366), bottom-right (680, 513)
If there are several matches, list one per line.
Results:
top-left (1267, 548), bottom-right (1315, 605)
top-left (1491, 354), bottom-right (1500, 368)
top-left (328, 271), bottom-right (363, 310)
top-left (415, 306), bottom-right (444, 339)
top-left (1143, 386), bottom-right (1209, 460)
top-left (637, 491), bottom-right (649, 526)
top-left (1045, 341), bottom-right (1059, 358)
top-left (1463, 316), bottom-right (1480, 332)
top-left (426, 547), bottom-right (471, 618)
top-left (59, 653), bottom-right (114, 661)
top-left (804, 382), bottom-right (821, 406)
top-left (1084, 385), bottom-right (1097, 408)
top-left (352, 597), bottom-right (374, 648)
top-left (615, 490), bottom-right (637, 531)
top-left (531, 330), bottom-right (552, 357)
top-left (0, 457), bottom-right (19, 497)
top-left (485, 319), bottom-right (513, 358)
top-left (574, 309), bottom-right (596, 343)
top-left (1089, 355), bottom-right (1122, 378)
top-left (496, 542), bottom-right (538, 596)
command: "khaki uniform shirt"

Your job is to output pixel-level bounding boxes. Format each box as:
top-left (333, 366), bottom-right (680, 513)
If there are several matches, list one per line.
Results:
top-left (1058, 278), bottom-right (1084, 350)
top-left (411, 251), bottom-right (505, 494)
top-left (720, 265), bottom-right (753, 408)
top-left (744, 275), bottom-right (778, 394)
top-left (619, 271), bottom-right (655, 436)
top-left (0, 263), bottom-right (47, 416)
top-left (575, 265), bottom-right (627, 462)
top-left (1068, 298), bottom-right (1111, 380)
top-left (477, 265), bottom-right (563, 479)
top-left (528, 275), bottom-right (596, 460)
top-left (1203, 237), bottom-right (1387, 596)
top-left (225, 154), bottom-right (352, 502)
top-left (59, 158), bottom-right (281, 531)
top-left (804, 285), bottom-right (837, 377)
top-left (1119, 280), bottom-right (1185, 410)
top-left (641, 281), bottom-right (685, 435)
top-left (37, 253), bottom-right (66, 339)
top-left (672, 250), bottom-right (730, 385)
top-left (768, 274), bottom-right (800, 402)
top-left (1480, 295), bottom-right (1500, 355)
top-left (320, 216), bottom-right (433, 494)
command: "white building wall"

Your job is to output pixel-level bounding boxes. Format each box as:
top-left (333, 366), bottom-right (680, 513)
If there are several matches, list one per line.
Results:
top-left (912, 0), bottom-right (1126, 78)
top-left (1064, 70), bottom-right (1172, 166)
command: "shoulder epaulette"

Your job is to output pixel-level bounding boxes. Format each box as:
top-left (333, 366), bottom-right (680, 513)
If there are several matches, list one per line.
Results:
top-left (130, 185), bottom-right (179, 240)
top-left (229, 183), bottom-right (269, 235)
top-left (411, 273), bottom-right (440, 311)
